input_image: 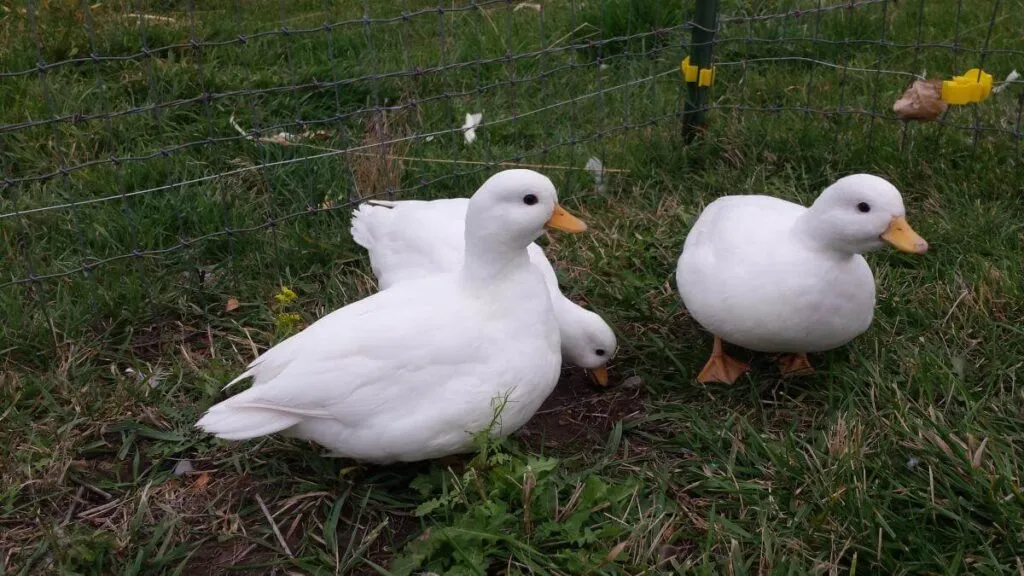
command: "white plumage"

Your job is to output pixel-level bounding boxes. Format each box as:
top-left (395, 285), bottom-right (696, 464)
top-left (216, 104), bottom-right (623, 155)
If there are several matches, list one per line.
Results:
top-left (676, 174), bottom-right (928, 383)
top-left (196, 169), bottom-right (588, 463)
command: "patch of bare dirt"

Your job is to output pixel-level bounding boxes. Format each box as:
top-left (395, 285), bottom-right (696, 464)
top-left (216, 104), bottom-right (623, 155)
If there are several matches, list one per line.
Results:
top-left (185, 541), bottom-right (276, 576)
top-left (517, 367), bottom-right (647, 455)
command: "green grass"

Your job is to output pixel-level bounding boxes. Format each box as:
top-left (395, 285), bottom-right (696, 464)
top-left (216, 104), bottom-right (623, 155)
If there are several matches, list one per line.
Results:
top-left (2, 0), bottom-right (1023, 573)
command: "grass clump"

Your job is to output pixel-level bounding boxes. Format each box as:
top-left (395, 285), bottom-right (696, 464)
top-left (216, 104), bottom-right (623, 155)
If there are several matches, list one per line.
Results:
top-left (392, 428), bottom-right (667, 575)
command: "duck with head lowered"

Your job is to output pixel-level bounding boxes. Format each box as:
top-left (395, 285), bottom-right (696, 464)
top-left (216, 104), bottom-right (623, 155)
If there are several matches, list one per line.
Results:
top-left (196, 169), bottom-right (588, 463)
top-left (676, 174), bottom-right (928, 384)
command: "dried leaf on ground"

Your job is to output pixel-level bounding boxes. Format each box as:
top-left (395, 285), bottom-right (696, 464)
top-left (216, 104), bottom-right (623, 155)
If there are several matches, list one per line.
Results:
top-left (191, 471), bottom-right (212, 492)
top-left (893, 79), bottom-right (947, 121)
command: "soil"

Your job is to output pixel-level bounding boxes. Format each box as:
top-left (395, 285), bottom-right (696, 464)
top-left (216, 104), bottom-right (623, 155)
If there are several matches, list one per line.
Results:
top-left (516, 367), bottom-right (648, 456)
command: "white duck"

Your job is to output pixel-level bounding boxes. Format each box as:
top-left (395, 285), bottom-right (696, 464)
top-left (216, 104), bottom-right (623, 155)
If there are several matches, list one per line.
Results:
top-left (676, 174), bottom-right (928, 384)
top-left (196, 170), bottom-right (588, 463)
top-left (349, 197), bottom-right (617, 386)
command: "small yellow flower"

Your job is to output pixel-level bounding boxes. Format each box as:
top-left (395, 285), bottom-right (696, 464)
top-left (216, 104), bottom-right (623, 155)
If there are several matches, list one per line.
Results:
top-left (274, 286), bottom-right (297, 304)
top-left (275, 312), bottom-right (301, 331)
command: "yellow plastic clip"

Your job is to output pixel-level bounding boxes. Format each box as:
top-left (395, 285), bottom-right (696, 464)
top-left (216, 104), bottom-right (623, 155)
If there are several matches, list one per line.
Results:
top-left (681, 56), bottom-right (714, 87)
top-left (681, 56), bottom-right (698, 83)
top-left (941, 68), bottom-right (993, 105)
top-left (698, 67), bottom-right (714, 87)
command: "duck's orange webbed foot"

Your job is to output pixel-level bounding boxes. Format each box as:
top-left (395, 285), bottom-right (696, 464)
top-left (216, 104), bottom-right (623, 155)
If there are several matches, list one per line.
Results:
top-left (696, 336), bottom-right (749, 384)
top-left (777, 353), bottom-right (814, 377)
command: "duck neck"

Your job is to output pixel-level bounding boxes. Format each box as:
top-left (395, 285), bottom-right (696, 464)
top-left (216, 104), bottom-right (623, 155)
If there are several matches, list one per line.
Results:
top-left (793, 209), bottom-right (855, 258)
top-left (461, 229), bottom-right (533, 288)
top-left (550, 298), bottom-right (577, 356)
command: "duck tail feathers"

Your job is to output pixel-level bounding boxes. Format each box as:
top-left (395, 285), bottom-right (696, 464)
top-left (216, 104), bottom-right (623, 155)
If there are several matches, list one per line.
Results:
top-left (196, 402), bottom-right (303, 441)
top-left (350, 202), bottom-right (394, 250)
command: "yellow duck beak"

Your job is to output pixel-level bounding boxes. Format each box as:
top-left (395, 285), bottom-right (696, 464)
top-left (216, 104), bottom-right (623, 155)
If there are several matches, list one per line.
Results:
top-left (589, 366), bottom-right (609, 387)
top-left (880, 216), bottom-right (928, 254)
top-left (545, 204), bottom-right (587, 233)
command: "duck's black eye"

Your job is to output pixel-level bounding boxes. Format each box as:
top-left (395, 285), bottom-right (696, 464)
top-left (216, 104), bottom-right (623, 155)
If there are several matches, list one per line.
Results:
top-left (523, 194), bottom-right (538, 206)
top-left (857, 202), bottom-right (871, 213)
top-left (595, 349), bottom-right (606, 357)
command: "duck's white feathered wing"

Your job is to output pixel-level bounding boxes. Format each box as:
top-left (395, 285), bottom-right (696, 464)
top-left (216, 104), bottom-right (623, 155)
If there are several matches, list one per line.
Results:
top-left (197, 279), bottom-right (476, 440)
top-left (350, 199), bottom-right (466, 289)
top-left (678, 195), bottom-right (805, 290)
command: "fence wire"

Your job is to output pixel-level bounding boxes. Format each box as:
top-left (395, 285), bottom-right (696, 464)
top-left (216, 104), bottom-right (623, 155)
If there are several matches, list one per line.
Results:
top-left (1, 0), bottom-right (1021, 346)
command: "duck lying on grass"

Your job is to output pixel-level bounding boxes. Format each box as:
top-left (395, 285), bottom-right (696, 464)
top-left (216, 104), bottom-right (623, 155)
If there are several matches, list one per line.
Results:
top-left (197, 170), bottom-right (587, 464)
top-left (676, 174), bottom-right (929, 384)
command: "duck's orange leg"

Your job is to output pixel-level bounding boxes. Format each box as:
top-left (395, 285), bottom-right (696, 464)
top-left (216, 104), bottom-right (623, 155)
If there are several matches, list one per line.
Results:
top-left (778, 353), bottom-right (814, 377)
top-left (696, 336), bottom-right (749, 384)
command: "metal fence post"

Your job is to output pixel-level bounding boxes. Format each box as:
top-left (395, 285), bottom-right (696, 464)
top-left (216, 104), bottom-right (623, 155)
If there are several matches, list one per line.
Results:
top-left (682, 0), bottom-right (719, 140)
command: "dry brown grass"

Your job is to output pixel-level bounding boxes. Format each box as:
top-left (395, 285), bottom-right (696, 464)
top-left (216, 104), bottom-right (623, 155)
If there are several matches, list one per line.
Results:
top-left (347, 109), bottom-right (411, 201)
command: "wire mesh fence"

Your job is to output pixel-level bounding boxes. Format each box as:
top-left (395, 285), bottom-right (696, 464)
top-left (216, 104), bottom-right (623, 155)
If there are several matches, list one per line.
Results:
top-left (1, 0), bottom-right (1021, 361)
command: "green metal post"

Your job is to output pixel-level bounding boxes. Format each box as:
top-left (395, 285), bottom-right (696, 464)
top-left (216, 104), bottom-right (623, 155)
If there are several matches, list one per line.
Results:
top-left (682, 0), bottom-right (719, 140)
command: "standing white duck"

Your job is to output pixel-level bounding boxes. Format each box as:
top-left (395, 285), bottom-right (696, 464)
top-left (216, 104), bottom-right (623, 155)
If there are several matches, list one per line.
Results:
top-left (196, 170), bottom-right (588, 463)
top-left (676, 174), bottom-right (928, 384)
top-left (350, 197), bottom-right (617, 386)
